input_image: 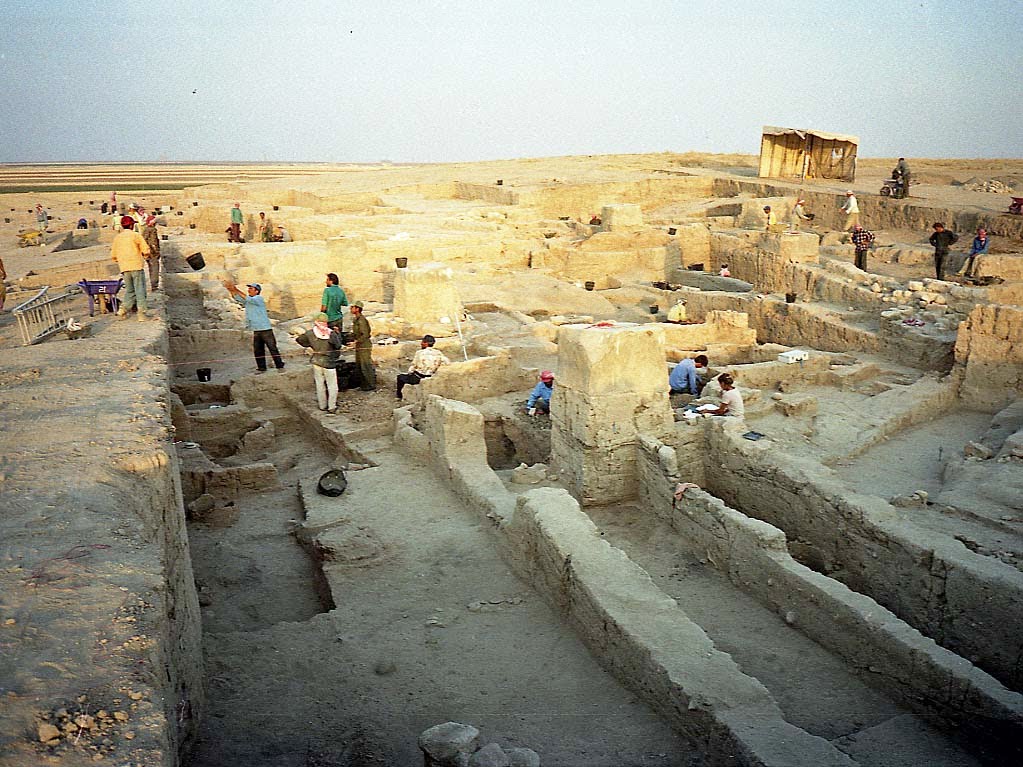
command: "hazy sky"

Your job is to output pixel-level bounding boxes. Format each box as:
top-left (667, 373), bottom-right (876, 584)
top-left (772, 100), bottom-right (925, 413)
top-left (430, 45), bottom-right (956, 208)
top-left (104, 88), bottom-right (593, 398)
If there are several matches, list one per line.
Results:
top-left (2, 1), bottom-right (1020, 162)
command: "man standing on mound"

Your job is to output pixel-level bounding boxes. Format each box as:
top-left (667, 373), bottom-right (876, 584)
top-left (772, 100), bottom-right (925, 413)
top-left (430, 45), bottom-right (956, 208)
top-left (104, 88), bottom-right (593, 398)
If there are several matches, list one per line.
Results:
top-left (111, 215), bottom-right (152, 321)
top-left (348, 302), bottom-right (375, 391)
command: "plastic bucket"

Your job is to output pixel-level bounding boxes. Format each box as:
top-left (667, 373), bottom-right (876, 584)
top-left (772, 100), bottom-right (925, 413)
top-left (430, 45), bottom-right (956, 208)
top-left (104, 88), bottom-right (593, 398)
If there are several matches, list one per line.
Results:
top-left (189, 223), bottom-right (196, 229)
top-left (186, 252), bottom-right (206, 270)
top-left (196, 368), bottom-right (212, 382)
top-left (496, 179), bottom-right (503, 185)
top-left (192, 201), bottom-right (199, 206)
top-left (649, 304), bottom-right (659, 315)
top-left (161, 234), bottom-right (169, 241)
top-left (785, 292), bottom-right (797, 303)
top-left (584, 281), bottom-right (595, 291)
top-left (395, 257), bottom-right (408, 268)
top-left (272, 205), bottom-right (279, 211)
top-left (317, 469), bottom-right (348, 497)
top-left (668, 227), bottom-right (677, 235)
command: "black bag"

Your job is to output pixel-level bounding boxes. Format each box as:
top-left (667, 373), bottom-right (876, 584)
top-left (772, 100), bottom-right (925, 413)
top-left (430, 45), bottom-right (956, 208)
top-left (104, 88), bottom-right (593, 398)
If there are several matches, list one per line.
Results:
top-left (336, 361), bottom-right (363, 391)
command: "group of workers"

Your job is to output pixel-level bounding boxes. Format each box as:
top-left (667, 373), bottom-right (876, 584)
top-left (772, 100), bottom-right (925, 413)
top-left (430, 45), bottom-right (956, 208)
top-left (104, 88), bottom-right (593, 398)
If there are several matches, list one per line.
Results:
top-left (668, 354), bottom-right (744, 417)
top-left (759, 174), bottom-right (995, 281)
top-left (228, 203), bottom-right (290, 243)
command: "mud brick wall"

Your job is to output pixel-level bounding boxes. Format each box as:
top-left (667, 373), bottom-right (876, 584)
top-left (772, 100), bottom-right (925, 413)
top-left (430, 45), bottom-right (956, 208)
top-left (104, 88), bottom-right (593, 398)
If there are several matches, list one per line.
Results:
top-left (551, 324), bottom-right (674, 504)
top-left (635, 436), bottom-right (1023, 755)
top-left (506, 488), bottom-right (855, 767)
top-left (953, 304), bottom-right (1023, 412)
top-left (703, 425), bottom-right (1023, 692)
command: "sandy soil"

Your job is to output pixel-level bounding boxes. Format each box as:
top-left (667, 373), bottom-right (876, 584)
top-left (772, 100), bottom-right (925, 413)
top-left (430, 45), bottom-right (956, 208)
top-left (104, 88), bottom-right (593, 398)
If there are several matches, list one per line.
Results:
top-left (3, 153), bottom-right (1021, 767)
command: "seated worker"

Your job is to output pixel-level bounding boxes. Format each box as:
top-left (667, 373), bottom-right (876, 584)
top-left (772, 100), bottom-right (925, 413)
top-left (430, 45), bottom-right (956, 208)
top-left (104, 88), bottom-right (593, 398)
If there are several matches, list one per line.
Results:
top-left (396, 334), bottom-right (450, 399)
top-left (763, 206), bottom-right (777, 230)
top-left (275, 225), bottom-right (292, 242)
top-left (589, 213), bottom-right (602, 225)
top-left (961, 227), bottom-right (990, 278)
top-left (76, 217), bottom-right (89, 229)
top-left (666, 297), bottom-right (687, 324)
top-left (526, 370), bottom-right (555, 415)
top-left (708, 373), bottom-right (744, 417)
top-left (718, 263), bottom-right (731, 278)
top-left (669, 354), bottom-right (708, 395)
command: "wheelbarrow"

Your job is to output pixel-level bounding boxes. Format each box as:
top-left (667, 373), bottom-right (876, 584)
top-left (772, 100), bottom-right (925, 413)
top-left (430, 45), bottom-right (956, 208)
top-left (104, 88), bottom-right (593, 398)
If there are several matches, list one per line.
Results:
top-left (77, 278), bottom-right (124, 316)
top-left (18, 230), bottom-right (43, 247)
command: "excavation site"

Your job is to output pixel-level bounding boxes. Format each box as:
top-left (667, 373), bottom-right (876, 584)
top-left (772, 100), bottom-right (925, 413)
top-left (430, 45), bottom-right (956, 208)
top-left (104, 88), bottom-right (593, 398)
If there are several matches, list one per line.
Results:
top-left (1, 153), bottom-right (1022, 767)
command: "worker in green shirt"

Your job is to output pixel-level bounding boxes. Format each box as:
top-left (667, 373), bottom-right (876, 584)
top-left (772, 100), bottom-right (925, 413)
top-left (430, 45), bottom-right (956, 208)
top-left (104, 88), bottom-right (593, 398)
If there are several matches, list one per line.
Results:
top-left (320, 272), bottom-right (349, 330)
top-left (228, 202), bottom-right (244, 242)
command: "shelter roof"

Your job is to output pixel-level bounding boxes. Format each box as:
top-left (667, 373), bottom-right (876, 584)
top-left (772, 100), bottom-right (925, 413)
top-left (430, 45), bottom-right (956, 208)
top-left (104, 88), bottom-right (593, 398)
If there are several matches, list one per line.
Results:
top-left (762, 126), bottom-right (859, 144)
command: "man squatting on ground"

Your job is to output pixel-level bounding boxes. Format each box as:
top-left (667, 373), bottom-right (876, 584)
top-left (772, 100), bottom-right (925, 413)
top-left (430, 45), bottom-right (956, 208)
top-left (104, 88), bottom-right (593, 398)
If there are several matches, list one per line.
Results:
top-left (709, 373), bottom-right (745, 417)
top-left (222, 281), bottom-right (286, 372)
top-left (396, 335), bottom-right (450, 399)
top-left (321, 273), bottom-right (348, 331)
top-left (526, 371), bottom-right (555, 416)
top-left (111, 215), bottom-right (152, 321)
top-left (295, 313), bottom-right (345, 412)
top-left (850, 224), bottom-right (875, 271)
top-left (929, 222), bottom-right (959, 281)
top-left (669, 354), bottom-right (709, 396)
top-left (348, 302), bottom-right (376, 391)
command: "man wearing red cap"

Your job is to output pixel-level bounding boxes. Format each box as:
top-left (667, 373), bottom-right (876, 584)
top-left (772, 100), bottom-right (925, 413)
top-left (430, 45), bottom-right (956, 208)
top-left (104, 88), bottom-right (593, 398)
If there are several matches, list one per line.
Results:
top-left (111, 216), bottom-right (152, 320)
top-left (526, 370), bottom-right (555, 416)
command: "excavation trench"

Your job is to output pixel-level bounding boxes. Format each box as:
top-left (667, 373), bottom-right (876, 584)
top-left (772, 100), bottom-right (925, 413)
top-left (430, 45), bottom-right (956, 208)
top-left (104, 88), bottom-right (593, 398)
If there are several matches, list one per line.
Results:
top-left (167, 334), bottom-right (699, 766)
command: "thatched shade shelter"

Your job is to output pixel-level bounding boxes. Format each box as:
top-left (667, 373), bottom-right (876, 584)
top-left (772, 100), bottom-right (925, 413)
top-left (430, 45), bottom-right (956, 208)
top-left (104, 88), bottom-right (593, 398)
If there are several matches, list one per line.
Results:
top-left (758, 126), bottom-right (859, 182)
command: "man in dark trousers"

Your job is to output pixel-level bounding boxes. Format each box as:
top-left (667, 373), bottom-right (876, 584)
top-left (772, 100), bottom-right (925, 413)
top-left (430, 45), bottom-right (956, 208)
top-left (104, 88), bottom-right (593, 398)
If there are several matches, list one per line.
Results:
top-left (223, 281), bottom-right (285, 373)
top-left (347, 301), bottom-right (376, 391)
top-left (928, 222), bottom-right (958, 281)
top-left (896, 158), bottom-right (911, 198)
top-left (850, 224), bottom-right (875, 271)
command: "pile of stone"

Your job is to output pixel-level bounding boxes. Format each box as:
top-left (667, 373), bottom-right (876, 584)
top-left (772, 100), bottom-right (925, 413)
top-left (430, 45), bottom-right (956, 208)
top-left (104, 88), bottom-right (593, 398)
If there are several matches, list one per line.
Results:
top-left (961, 177), bottom-right (1015, 193)
top-left (420, 722), bottom-right (540, 767)
top-left (879, 279), bottom-right (969, 332)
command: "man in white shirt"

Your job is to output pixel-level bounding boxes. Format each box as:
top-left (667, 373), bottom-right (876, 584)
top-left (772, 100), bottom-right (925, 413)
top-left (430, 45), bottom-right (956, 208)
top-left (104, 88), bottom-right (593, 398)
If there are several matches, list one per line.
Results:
top-left (396, 334), bottom-right (450, 399)
top-left (840, 191), bottom-right (860, 231)
top-left (710, 373), bottom-right (744, 418)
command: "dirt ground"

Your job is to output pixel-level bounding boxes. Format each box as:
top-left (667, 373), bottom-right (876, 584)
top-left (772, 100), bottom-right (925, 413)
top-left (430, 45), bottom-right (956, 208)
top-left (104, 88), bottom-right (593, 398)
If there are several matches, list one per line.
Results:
top-left (2, 154), bottom-right (1021, 767)
top-left (182, 407), bottom-right (698, 767)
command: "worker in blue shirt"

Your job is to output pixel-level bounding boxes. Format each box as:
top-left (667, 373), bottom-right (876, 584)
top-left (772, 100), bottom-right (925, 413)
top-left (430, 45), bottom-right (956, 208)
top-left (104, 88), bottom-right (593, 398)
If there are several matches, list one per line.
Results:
top-left (669, 354), bottom-right (709, 395)
top-left (526, 370), bottom-right (555, 415)
top-left (223, 280), bottom-right (285, 373)
top-left (961, 227), bottom-right (990, 279)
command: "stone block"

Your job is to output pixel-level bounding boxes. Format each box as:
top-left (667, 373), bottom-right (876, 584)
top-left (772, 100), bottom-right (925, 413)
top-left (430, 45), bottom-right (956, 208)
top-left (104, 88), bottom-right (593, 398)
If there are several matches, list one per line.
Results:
top-left (420, 722), bottom-right (481, 767)
top-left (393, 263), bottom-right (463, 325)
top-left (755, 231), bottom-right (820, 262)
top-left (469, 743), bottom-right (511, 767)
top-left (555, 323), bottom-right (666, 395)
top-left (552, 388), bottom-right (674, 447)
top-left (774, 393), bottom-right (819, 417)
top-left (600, 203), bottom-right (643, 230)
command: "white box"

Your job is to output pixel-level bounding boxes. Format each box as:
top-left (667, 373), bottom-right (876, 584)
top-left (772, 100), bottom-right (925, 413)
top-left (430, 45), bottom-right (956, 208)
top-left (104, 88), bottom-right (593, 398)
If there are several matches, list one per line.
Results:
top-left (778, 349), bottom-right (809, 364)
